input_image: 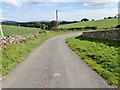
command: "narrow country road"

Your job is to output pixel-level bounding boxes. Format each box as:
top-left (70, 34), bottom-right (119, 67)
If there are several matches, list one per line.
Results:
top-left (2, 32), bottom-right (111, 88)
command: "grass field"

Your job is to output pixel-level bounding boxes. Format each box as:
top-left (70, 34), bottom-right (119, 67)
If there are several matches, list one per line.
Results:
top-left (59, 18), bottom-right (118, 29)
top-left (2, 25), bottom-right (42, 36)
top-left (66, 36), bottom-right (119, 85)
top-left (1, 31), bottom-right (72, 78)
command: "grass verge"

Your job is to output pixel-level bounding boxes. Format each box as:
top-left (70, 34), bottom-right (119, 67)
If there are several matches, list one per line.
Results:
top-left (1, 31), bottom-right (70, 78)
top-left (66, 36), bottom-right (119, 86)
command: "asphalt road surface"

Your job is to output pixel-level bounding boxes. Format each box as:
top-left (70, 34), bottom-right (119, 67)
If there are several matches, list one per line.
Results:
top-left (2, 32), bottom-right (111, 88)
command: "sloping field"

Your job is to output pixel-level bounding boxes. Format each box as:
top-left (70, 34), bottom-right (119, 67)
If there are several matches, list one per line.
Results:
top-left (59, 19), bottom-right (118, 29)
top-left (2, 25), bottom-right (42, 36)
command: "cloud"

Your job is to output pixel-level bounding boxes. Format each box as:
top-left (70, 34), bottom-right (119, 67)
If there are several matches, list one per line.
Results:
top-left (27, 0), bottom-right (119, 2)
top-left (27, 0), bottom-right (119, 9)
top-left (83, 2), bottom-right (118, 6)
top-left (60, 8), bottom-right (118, 21)
top-left (83, 3), bottom-right (88, 6)
top-left (3, 0), bottom-right (23, 7)
top-left (83, 2), bottom-right (108, 6)
top-left (3, 0), bottom-right (119, 7)
top-left (81, 0), bottom-right (119, 2)
top-left (27, 0), bottom-right (80, 2)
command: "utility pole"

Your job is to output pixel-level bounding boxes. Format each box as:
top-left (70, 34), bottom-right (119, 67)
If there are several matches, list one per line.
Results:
top-left (55, 10), bottom-right (60, 30)
top-left (56, 10), bottom-right (58, 22)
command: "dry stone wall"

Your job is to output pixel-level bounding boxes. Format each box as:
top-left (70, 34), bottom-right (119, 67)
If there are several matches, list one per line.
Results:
top-left (0, 33), bottom-right (41, 48)
top-left (82, 29), bottom-right (120, 41)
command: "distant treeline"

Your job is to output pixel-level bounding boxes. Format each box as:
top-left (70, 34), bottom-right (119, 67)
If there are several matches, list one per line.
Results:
top-left (1, 21), bottom-right (48, 27)
top-left (2, 17), bottom-right (119, 31)
top-left (1, 21), bottom-right (79, 27)
top-left (2, 14), bottom-right (119, 27)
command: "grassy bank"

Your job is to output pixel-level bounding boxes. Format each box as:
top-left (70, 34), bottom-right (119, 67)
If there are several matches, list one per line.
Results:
top-left (66, 36), bottom-right (119, 85)
top-left (1, 31), bottom-right (70, 78)
top-left (59, 18), bottom-right (118, 29)
top-left (2, 25), bottom-right (42, 36)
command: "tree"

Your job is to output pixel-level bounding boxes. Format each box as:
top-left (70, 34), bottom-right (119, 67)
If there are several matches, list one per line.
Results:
top-left (115, 25), bottom-right (120, 28)
top-left (104, 17), bottom-right (107, 19)
top-left (34, 23), bottom-right (41, 28)
top-left (41, 24), bottom-right (46, 30)
top-left (108, 17), bottom-right (112, 19)
top-left (48, 21), bottom-right (59, 30)
top-left (81, 18), bottom-right (89, 22)
top-left (74, 21), bottom-right (79, 23)
top-left (92, 19), bottom-right (94, 21)
top-left (114, 16), bottom-right (117, 18)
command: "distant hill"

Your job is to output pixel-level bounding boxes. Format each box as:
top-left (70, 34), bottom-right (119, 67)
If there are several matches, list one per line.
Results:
top-left (59, 18), bottom-right (118, 29)
top-left (1, 21), bottom-right (18, 26)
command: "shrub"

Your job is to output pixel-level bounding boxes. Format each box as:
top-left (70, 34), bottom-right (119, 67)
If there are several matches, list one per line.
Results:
top-left (115, 25), bottom-right (120, 28)
top-left (48, 21), bottom-right (59, 30)
top-left (83, 26), bottom-right (97, 30)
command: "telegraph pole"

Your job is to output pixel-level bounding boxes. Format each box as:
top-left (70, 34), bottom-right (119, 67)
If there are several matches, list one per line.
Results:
top-left (55, 10), bottom-right (60, 30)
top-left (56, 10), bottom-right (58, 22)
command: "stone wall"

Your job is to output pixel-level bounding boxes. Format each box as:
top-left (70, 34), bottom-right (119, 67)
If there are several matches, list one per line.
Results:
top-left (82, 29), bottom-right (120, 41)
top-left (0, 33), bottom-right (41, 48)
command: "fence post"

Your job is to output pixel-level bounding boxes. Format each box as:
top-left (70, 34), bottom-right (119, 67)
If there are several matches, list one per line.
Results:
top-left (18, 25), bottom-right (20, 35)
top-left (0, 23), bottom-right (5, 37)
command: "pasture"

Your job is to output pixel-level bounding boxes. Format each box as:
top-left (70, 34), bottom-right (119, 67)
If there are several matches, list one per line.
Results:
top-left (59, 18), bottom-right (118, 29)
top-left (2, 25), bottom-right (42, 36)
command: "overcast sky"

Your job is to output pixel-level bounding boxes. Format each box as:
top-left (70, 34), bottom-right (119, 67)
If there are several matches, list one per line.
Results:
top-left (0, 0), bottom-right (119, 22)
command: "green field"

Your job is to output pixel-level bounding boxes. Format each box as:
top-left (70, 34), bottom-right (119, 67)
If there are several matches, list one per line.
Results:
top-left (66, 36), bottom-right (119, 85)
top-left (59, 19), bottom-right (118, 29)
top-left (2, 25), bottom-right (42, 36)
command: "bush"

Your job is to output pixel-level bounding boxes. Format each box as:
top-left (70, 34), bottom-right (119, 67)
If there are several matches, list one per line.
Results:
top-left (48, 21), bottom-right (59, 30)
top-left (115, 25), bottom-right (120, 28)
top-left (68, 28), bottom-right (83, 30)
top-left (81, 18), bottom-right (89, 22)
top-left (84, 26), bottom-right (97, 30)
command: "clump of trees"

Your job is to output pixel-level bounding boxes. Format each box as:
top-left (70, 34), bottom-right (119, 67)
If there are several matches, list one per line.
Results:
top-left (33, 21), bottom-right (59, 30)
top-left (47, 21), bottom-right (59, 30)
top-left (34, 23), bottom-right (41, 28)
top-left (81, 18), bottom-right (89, 22)
top-left (92, 19), bottom-right (94, 21)
top-left (104, 15), bottom-right (119, 19)
top-left (34, 23), bottom-right (47, 30)
top-left (60, 21), bottom-right (79, 25)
